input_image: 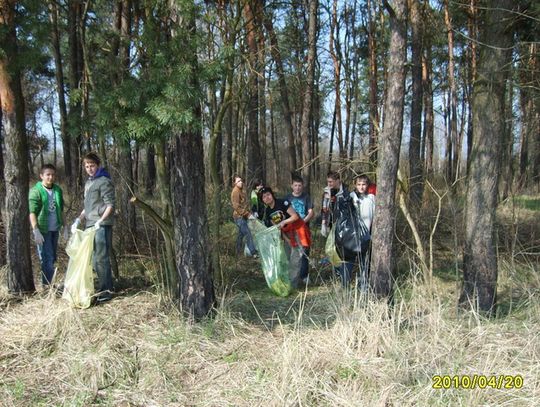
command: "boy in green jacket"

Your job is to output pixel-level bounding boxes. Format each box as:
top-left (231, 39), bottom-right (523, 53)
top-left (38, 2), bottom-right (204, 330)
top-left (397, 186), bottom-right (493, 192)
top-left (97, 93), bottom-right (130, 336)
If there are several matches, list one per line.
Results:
top-left (29, 164), bottom-right (66, 286)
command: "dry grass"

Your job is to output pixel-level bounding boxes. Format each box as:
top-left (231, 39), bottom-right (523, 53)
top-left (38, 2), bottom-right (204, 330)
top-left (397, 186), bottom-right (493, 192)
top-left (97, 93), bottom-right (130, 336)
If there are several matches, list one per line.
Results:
top-left (0, 268), bottom-right (539, 406)
top-left (0, 195), bottom-right (538, 406)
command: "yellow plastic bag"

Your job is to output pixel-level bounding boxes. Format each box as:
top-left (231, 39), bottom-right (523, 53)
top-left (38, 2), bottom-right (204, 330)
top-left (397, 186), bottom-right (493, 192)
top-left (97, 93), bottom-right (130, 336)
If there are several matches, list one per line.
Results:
top-left (325, 224), bottom-right (342, 267)
top-left (62, 228), bottom-right (96, 308)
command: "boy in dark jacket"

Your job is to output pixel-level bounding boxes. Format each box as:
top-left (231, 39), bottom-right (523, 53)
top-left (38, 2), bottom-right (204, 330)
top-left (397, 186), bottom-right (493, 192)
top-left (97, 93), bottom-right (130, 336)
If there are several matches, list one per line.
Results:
top-left (29, 164), bottom-right (66, 286)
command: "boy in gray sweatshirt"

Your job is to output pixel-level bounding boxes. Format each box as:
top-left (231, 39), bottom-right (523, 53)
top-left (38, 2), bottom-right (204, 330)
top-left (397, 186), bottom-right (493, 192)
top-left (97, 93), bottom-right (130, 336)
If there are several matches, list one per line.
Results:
top-left (71, 152), bottom-right (116, 302)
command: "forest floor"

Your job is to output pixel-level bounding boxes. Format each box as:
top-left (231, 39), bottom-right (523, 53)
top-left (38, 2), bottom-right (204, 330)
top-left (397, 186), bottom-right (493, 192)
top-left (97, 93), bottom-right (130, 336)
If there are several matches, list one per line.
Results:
top-left (0, 195), bottom-right (539, 406)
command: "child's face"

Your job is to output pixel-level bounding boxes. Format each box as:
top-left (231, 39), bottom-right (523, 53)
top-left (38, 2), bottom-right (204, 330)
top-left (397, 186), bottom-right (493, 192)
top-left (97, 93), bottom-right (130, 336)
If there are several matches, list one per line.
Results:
top-left (356, 180), bottom-right (368, 194)
top-left (84, 160), bottom-right (98, 177)
top-left (327, 177), bottom-right (339, 190)
top-left (291, 181), bottom-right (303, 195)
top-left (40, 169), bottom-right (56, 188)
top-left (234, 177), bottom-right (244, 188)
top-left (262, 191), bottom-right (274, 206)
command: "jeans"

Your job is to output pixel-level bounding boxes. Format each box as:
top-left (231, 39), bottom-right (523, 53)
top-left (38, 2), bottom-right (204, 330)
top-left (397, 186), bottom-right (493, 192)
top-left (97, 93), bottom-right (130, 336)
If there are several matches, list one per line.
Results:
top-left (92, 225), bottom-right (114, 298)
top-left (284, 244), bottom-right (303, 288)
top-left (357, 241), bottom-right (371, 292)
top-left (37, 231), bottom-right (59, 285)
top-left (234, 218), bottom-right (256, 256)
top-left (299, 247), bottom-right (310, 280)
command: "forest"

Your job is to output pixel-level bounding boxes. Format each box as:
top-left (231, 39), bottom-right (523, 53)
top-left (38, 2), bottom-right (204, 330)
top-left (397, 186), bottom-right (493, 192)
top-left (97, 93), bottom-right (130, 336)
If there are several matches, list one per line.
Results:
top-left (1, 0), bottom-right (539, 405)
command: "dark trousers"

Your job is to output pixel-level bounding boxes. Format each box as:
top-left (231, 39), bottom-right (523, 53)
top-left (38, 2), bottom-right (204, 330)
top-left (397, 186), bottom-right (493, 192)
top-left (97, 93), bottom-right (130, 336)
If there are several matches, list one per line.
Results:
top-left (92, 225), bottom-right (114, 298)
top-left (37, 231), bottom-right (59, 285)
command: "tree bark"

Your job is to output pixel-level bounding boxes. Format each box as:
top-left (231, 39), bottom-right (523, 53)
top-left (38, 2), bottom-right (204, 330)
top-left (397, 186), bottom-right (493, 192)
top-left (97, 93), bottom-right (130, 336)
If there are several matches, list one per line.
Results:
top-left (370, 0), bottom-right (408, 298)
top-left (169, 1), bottom-right (215, 319)
top-left (146, 144), bottom-right (156, 195)
top-left (299, 0), bottom-right (318, 191)
top-left (263, 6), bottom-right (297, 171)
top-left (67, 0), bottom-right (84, 185)
top-left (0, 0), bottom-right (35, 293)
top-left (459, 0), bottom-right (514, 314)
top-left (422, 26), bottom-right (434, 180)
top-left (0, 98), bottom-right (5, 267)
top-left (443, 0), bottom-right (458, 183)
top-left (408, 0), bottom-right (423, 207)
top-left (367, 0), bottom-right (380, 167)
top-left (116, 0), bottom-right (136, 252)
top-left (243, 0), bottom-right (263, 184)
top-left (48, 0), bottom-right (71, 178)
top-left (329, 0), bottom-right (344, 158)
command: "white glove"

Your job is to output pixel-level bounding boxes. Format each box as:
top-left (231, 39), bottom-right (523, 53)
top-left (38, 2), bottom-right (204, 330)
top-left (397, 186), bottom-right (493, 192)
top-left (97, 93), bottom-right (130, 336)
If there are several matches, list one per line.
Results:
top-left (71, 218), bottom-right (81, 234)
top-left (32, 228), bottom-right (45, 245)
top-left (248, 214), bottom-right (256, 220)
top-left (94, 219), bottom-right (102, 230)
top-left (321, 223), bottom-right (328, 237)
top-left (62, 226), bottom-right (69, 242)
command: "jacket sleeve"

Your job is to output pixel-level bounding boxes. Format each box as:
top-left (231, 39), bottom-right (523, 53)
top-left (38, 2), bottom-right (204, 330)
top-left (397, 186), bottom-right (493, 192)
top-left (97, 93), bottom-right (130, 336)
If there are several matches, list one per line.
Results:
top-left (28, 187), bottom-right (42, 215)
top-left (101, 179), bottom-right (116, 208)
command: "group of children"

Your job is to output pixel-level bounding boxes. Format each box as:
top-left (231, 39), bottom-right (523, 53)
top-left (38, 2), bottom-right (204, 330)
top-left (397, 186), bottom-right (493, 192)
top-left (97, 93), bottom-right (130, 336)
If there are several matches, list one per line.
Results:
top-left (231, 171), bottom-right (376, 289)
top-left (29, 153), bottom-right (115, 303)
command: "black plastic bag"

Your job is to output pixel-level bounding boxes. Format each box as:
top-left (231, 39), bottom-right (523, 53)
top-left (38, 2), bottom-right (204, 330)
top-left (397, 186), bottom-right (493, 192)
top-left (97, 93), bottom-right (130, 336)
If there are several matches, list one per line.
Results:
top-left (333, 197), bottom-right (370, 260)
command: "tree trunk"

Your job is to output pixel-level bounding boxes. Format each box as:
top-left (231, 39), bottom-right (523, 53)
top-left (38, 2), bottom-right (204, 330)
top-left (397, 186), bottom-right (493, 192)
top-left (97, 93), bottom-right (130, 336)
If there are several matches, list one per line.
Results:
top-left (169, 1), bottom-right (215, 319)
top-left (408, 0), bottom-right (423, 207)
top-left (367, 0), bottom-right (380, 167)
top-left (243, 0), bottom-right (263, 184)
top-left (370, 0), bottom-right (408, 298)
top-left (444, 0), bottom-right (458, 183)
top-left (263, 6), bottom-right (297, 171)
top-left (0, 0), bottom-right (35, 293)
top-left (299, 0), bottom-right (318, 191)
top-left (48, 0), bottom-right (71, 178)
top-left (67, 0), bottom-right (84, 185)
top-left (459, 0), bottom-right (514, 314)
top-left (422, 27), bottom-right (434, 180)
top-left (466, 0), bottom-right (477, 175)
top-left (329, 0), bottom-right (344, 158)
top-left (0, 100), bottom-right (5, 267)
top-left (116, 0), bottom-right (136, 252)
top-left (146, 144), bottom-right (156, 195)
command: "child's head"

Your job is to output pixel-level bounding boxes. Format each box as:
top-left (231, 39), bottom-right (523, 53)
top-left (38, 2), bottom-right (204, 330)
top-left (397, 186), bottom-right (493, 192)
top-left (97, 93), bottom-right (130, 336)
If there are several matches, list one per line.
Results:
top-left (326, 171), bottom-right (341, 190)
top-left (83, 152), bottom-right (101, 177)
top-left (291, 174), bottom-right (304, 196)
top-left (354, 175), bottom-right (370, 194)
top-left (39, 164), bottom-right (56, 188)
top-left (260, 186), bottom-right (275, 206)
top-left (233, 174), bottom-right (244, 188)
top-left (252, 178), bottom-right (264, 191)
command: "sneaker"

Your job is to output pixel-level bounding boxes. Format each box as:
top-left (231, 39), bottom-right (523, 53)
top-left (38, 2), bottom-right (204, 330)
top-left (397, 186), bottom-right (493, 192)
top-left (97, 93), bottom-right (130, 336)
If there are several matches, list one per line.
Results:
top-left (96, 295), bottom-right (112, 303)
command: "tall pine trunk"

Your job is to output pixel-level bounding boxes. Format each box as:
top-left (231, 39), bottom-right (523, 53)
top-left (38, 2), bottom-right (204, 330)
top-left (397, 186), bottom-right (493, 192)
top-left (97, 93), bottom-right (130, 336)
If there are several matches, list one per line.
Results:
top-left (300, 0), bottom-right (318, 191)
top-left (0, 0), bottom-right (34, 293)
top-left (370, 0), bottom-right (408, 297)
top-left (263, 7), bottom-right (296, 171)
top-left (243, 0), bottom-right (263, 184)
top-left (459, 0), bottom-right (514, 314)
top-left (408, 0), bottom-right (423, 206)
top-left (169, 1), bottom-right (215, 319)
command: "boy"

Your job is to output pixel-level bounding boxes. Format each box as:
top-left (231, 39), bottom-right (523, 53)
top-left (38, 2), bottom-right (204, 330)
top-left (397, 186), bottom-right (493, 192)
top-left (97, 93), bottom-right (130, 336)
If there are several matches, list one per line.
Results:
top-left (350, 175), bottom-right (375, 291)
top-left (320, 171), bottom-right (354, 288)
top-left (71, 152), bottom-right (115, 302)
top-left (285, 175), bottom-right (313, 283)
top-left (29, 164), bottom-right (66, 286)
top-left (260, 187), bottom-right (310, 288)
top-left (230, 175), bottom-right (257, 257)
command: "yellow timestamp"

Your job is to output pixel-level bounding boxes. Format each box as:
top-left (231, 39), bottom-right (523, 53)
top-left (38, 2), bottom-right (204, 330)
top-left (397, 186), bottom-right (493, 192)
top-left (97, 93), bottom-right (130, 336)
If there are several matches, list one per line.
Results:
top-left (432, 375), bottom-right (523, 390)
